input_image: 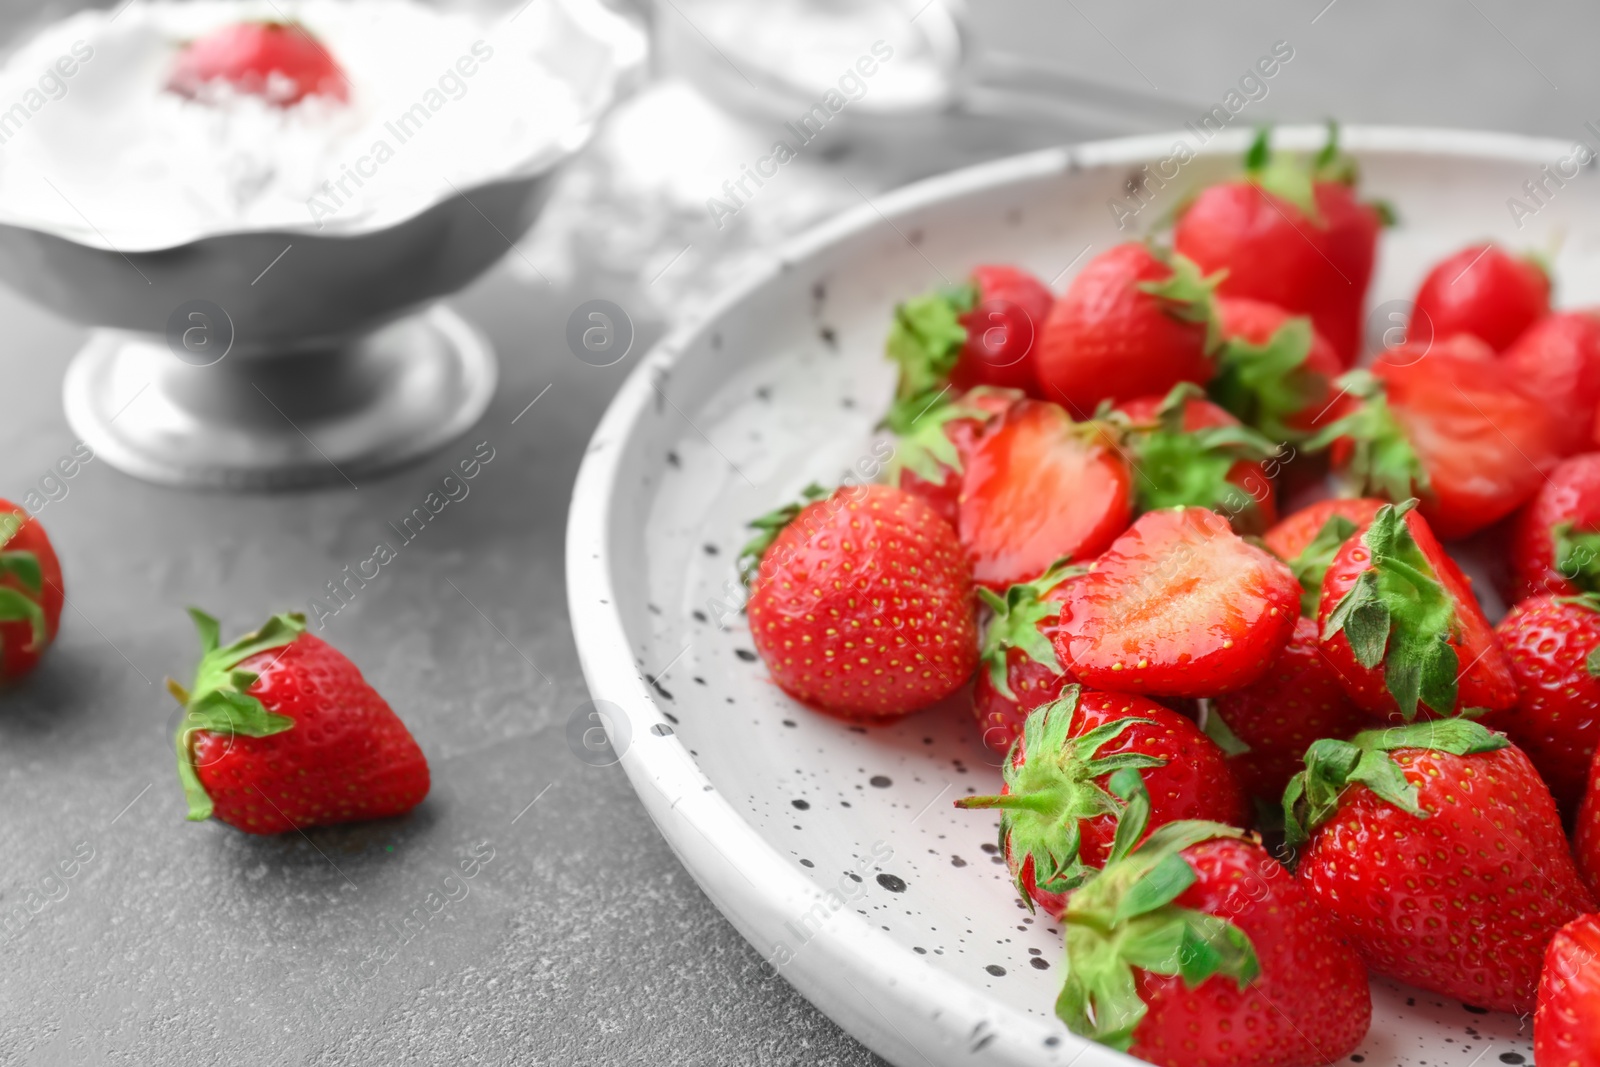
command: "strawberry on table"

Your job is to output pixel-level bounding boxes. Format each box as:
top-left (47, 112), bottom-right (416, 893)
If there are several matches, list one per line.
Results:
top-left (1285, 719), bottom-right (1594, 1014)
top-left (170, 610), bottom-right (429, 834)
top-left (1174, 124), bottom-right (1384, 366)
top-left (1116, 384), bottom-right (1281, 534)
top-left (958, 399), bottom-right (1132, 591)
top-left (1056, 792), bottom-right (1370, 1067)
top-left (1314, 337), bottom-right (1560, 539)
top-left (956, 689), bottom-right (1248, 916)
top-left (1054, 507), bottom-right (1299, 697)
top-left (1509, 453), bottom-right (1600, 602)
top-left (1032, 242), bottom-right (1220, 417)
top-left (1502, 311), bottom-right (1600, 456)
top-left (1209, 297), bottom-right (1343, 442)
top-left (884, 266), bottom-right (1053, 399)
top-left (1534, 913), bottom-right (1600, 1067)
top-left (881, 386), bottom-right (1022, 530)
top-left (1208, 617), bottom-right (1368, 803)
top-left (1317, 500), bottom-right (1514, 722)
top-left (0, 502), bottom-right (62, 683)
top-left (741, 483), bottom-right (977, 719)
top-left (971, 561), bottom-right (1084, 752)
top-left (167, 21), bottom-right (350, 107)
top-left (1491, 593), bottom-right (1600, 816)
top-left (1263, 497), bottom-right (1385, 617)
top-left (1412, 242), bottom-right (1549, 353)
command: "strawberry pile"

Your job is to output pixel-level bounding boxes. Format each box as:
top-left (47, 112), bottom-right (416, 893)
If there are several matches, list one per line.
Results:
top-left (739, 126), bottom-right (1600, 1065)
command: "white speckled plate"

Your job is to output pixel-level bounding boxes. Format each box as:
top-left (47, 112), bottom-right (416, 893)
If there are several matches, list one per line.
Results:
top-left (567, 126), bottom-right (1600, 1067)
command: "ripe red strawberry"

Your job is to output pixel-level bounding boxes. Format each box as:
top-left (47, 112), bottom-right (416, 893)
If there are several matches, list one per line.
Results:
top-left (1508, 453), bottom-right (1600, 602)
top-left (1503, 311), bottom-right (1600, 456)
top-left (1285, 719), bottom-right (1595, 1014)
top-left (1317, 500), bottom-right (1514, 722)
top-left (1032, 242), bottom-right (1219, 417)
top-left (1579, 749), bottom-right (1600, 892)
top-left (1054, 507), bottom-right (1299, 697)
top-left (971, 562), bottom-right (1084, 753)
top-left (1412, 242), bottom-right (1549, 353)
top-left (1116, 384), bottom-right (1280, 534)
top-left (956, 690), bottom-right (1248, 917)
top-left (1263, 497), bottom-right (1385, 616)
top-left (741, 483), bottom-right (978, 718)
top-left (1490, 594), bottom-right (1600, 816)
top-left (171, 610), bottom-right (429, 834)
top-left (0, 501), bottom-right (62, 682)
top-left (882, 386), bottom-right (1022, 530)
top-left (1208, 617), bottom-right (1368, 803)
top-left (1210, 297), bottom-right (1343, 441)
top-left (167, 21), bottom-right (350, 106)
top-left (1316, 338), bottom-right (1559, 538)
top-left (884, 266), bottom-right (1053, 399)
top-left (958, 399), bottom-right (1132, 590)
top-left (1534, 913), bottom-right (1600, 1067)
top-left (1174, 125), bottom-right (1383, 366)
top-left (1057, 803), bottom-right (1370, 1067)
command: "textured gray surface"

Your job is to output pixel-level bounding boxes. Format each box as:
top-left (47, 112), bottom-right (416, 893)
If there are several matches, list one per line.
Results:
top-left (0, 1), bottom-right (1591, 1064)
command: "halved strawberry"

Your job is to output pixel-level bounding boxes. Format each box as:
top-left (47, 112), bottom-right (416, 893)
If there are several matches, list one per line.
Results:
top-left (1317, 500), bottom-right (1514, 722)
top-left (884, 265), bottom-right (1053, 399)
top-left (1054, 507), bottom-right (1299, 697)
top-left (957, 693), bottom-right (1248, 917)
top-left (1510, 453), bottom-right (1600, 602)
top-left (1412, 242), bottom-right (1549, 353)
top-left (958, 400), bottom-right (1132, 590)
top-left (1173, 124), bottom-right (1384, 366)
top-left (971, 561), bottom-right (1084, 752)
top-left (1116, 384), bottom-right (1280, 534)
top-left (1032, 242), bottom-right (1219, 418)
top-left (167, 21), bottom-right (350, 107)
top-left (1314, 338), bottom-right (1560, 539)
top-left (882, 386), bottom-right (1022, 529)
top-left (1209, 297), bottom-right (1343, 441)
top-left (1264, 497), bottom-right (1386, 617)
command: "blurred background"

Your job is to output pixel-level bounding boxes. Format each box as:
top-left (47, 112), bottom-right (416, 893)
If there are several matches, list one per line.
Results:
top-left (0, 1), bottom-right (1591, 1063)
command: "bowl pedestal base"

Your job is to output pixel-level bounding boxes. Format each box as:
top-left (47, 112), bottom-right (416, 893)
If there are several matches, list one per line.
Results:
top-left (62, 304), bottom-right (496, 490)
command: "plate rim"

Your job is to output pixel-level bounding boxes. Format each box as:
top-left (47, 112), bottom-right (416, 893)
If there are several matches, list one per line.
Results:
top-left (564, 123), bottom-right (1572, 1067)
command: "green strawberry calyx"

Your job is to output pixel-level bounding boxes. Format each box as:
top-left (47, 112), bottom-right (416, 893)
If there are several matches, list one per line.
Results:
top-left (976, 559), bottom-right (1086, 699)
top-left (1244, 121), bottom-right (1392, 227)
top-left (1553, 521), bottom-right (1600, 595)
top-left (1285, 511), bottom-right (1362, 618)
top-left (170, 608), bottom-right (303, 822)
top-left (0, 509), bottom-right (47, 657)
top-left (1136, 251), bottom-right (1227, 355)
top-left (1208, 314), bottom-right (1325, 443)
top-left (954, 688), bottom-right (1168, 903)
top-left (1118, 383), bottom-right (1279, 527)
top-left (1306, 369), bottom-right (1430, 505)
top-left (1322, 500), bottom-right (1464, 721)
top-left (884, 282), bottom-right (978, 400)
top-left (1282, 718), bottom-right (1508, 847)
top-left (1056, 776), bottom-right (1260, 1052)
top-left (736, 483), bottom-right (829, 586)
top-left (880, 385), bottom-right (1017, 488)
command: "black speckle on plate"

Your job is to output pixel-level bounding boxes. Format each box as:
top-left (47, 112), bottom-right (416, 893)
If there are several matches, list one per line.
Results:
top-left (692, 610), bottom-right (708, 623)
top-left (651, 724), bottom-right (674, 737)
top-left (791, 799), bottom-right (810, 810)
top-left (950, 856), bottom-right (967, 868)
top-left (666, 450), bottom-right (681, 467)
top-left (799, 858), bottom-right (814, 868)
top-left (869, 775), bottom-right (892, 788)
top-left (662, 711), bottom-right (679, 725)
top-left (1498, 1055), bottom-right (1526, 1065)
top-left (1029, 957), bottom-right (1049, 970)
top-left (979, 842), bottom-right (999, 855)
top-left (782, 719), bottom-right (797, 728)
top-left (755, 386), bottom-right (772, 402)
top-left (1461, 1003), bottom-right (1490, 1015)
top-left (734, 649), bottom-right (758, 662)
top-left (819, 326), bottom-right (838, 349)
top-left (876, 873), bottom-right (906, 893)
top-left (984, 964), bottom-right (1005, 977)
top-left (703, 543), bottom-right (719, 556)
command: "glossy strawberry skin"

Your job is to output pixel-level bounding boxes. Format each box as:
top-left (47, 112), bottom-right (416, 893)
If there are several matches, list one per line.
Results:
top-left (748, 485), bottom-right (978, 719)
top-left (1317, 507), bottom-right (1514, 720)
top-left (1575, 748), bottom-right (1600, 893)
top-left (1490, 596), bottom-right (1600, 816)
top-left (1117, 392), bottom-right (1278, 530)
top-left (1412, 243), bottom-right (1549, 353)
top-left (1055, 507), bottom-right (1299, 697)
top-left (167, 21), bottom-right (350, 106)
top-left (972, 647), bottom-right (1072, 754)
top-left (1534, 914), bottom-right (1600, 1067)
top-left (1509, 454), bottom-right (1600, 602)
top-left (949, 265), bottom-right (1055, 395)
top-left (1215, 296), bottom-right (1344, 433)
top-left (192, 634), bottom-right (429, 834)
top-left (1212, 618), bottom-right (1368, 802)
top-left (892, 388), bottom-right (1023, 530)
top-left (0, 500), bottom-right (63, 682)
top-left (1001, 692), bottom-right (1249, 917)
top-left (1175, 180), bottom-right (1380, 366)
top-left (1503, 311), bottom-right (1600, 456)
top-left (1263, 497), bottom-right (1385, 563)
top-left (1032, 243), bottom-right (1214, 417)
top-left (958, 400), bottom-right (1132, 590)
top-left (1128, 838), bottom-right (1371, 1067)
top-left (1294, 742), bottom-right (1594, 1014)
